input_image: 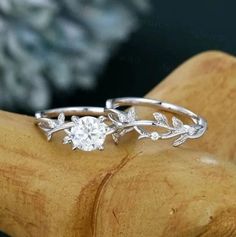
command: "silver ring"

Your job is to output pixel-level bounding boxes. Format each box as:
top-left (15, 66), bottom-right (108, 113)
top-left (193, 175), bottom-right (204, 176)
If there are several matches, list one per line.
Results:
top-left (106, 97), bottom-right (207, 146)
top-left (35, 107), bottom-right (120, 152)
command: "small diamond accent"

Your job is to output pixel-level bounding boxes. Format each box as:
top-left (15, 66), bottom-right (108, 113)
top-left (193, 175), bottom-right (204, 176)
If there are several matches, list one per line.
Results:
top-left (67, 116), bottom-right (107, 151)
top-left (150, 132), bottom-right (160, 141)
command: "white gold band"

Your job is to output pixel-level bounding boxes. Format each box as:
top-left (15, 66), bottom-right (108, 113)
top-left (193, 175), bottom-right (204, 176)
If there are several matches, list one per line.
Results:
top-left (106, 97), bottom-right (207, 146)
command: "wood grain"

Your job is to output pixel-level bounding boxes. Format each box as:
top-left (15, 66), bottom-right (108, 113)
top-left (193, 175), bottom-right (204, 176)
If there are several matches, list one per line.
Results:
top-left (0, 51), bottom-right (236, 237)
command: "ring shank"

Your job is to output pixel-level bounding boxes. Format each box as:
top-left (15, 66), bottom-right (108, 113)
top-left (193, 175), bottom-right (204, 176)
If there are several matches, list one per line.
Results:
top-left (35, 107), bottom-right (106, 119)
top-left (106, 97), bottom-right (207, 127)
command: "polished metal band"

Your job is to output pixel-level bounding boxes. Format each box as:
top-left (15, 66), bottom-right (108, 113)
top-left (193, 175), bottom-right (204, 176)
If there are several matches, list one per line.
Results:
top-left (35, 106), bottom-right (107, 119)
top-left (106, 97), bottom-right (207, 146)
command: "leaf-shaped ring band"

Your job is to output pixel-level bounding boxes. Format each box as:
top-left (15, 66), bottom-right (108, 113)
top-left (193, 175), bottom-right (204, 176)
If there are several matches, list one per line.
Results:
top-left (35, 107), bottom-right (121, 151)
top-left (105, 97), bottom-right (207, 147)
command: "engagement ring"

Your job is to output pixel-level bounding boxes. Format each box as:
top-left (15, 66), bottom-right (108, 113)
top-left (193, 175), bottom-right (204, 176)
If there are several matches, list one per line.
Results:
top-left (35, 107), bottom-right (119, 151)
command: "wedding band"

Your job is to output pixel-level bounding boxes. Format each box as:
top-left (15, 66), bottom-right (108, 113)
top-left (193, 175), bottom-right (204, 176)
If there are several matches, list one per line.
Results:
top-left (35, 107), bottom-right (119, 152)
top-left (106, 97), bottom-right (207, 146)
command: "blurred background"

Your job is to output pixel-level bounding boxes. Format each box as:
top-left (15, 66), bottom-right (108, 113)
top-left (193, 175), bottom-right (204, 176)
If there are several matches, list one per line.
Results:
top-left (0, 0), bottom-right (235, 116)
top-left (0, 0), bottom-right (236, 236)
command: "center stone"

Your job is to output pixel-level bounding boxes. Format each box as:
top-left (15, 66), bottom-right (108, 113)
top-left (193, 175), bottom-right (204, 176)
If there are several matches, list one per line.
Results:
top-left (70, 116), bottom-right (107, 151)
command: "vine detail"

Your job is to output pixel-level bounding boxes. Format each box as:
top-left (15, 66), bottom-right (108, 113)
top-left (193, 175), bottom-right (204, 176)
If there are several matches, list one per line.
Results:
top-left (111, 109), bottom-right (200, 146)
top-left (136, 112), bottom-right (199, 146)
top-left (37, 113), bottom-right (66, 140)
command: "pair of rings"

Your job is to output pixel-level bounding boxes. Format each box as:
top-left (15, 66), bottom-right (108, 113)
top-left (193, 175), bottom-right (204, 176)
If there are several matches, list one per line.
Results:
top-left (35, 97), bottom-right (207, 152)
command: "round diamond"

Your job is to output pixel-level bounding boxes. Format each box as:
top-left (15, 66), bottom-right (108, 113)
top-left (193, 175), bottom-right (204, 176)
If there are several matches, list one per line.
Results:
top-left (150, 132), bottom-right (160, 141)
top-left (70, 116), bottom-right (107, 151)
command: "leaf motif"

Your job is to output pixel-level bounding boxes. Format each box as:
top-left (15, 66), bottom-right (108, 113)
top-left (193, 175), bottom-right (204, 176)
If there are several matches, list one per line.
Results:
top-left (119, 128), bottom-right (131, 136)
top-left (117, 112), bottom-right (128, 123)
top-left (47, 133), bottom-right (52, 141)
top-left (63, 136), bottom-right (71, 144)
top-left (173, 134), bottom-right (188, 147)
top-left (112, 133), bottom-right (119, 144)
top-left (58, 113), bottom-right (65, 124)
top-left (71, 115), bottom-right (80, 123)
top-left (38, 118), bottom-right (57, 129)
top-left (153, 112), bottom-right (169, 126)
top-left (117, 108), bottom-right (136, 123)
top-left (172, 116), bottom-right (183, 129)
top-left (187, 126), bottom-right (198, 136)
top-left (127, 107), bottom-right (136, 123)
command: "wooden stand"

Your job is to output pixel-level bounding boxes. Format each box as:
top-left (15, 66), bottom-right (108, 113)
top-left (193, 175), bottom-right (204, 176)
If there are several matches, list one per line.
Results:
top-left (1, 51), bottom-right (236, 237)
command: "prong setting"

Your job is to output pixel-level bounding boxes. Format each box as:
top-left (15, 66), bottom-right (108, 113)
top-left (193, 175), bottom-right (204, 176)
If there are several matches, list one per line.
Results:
top-left (71, 116), bottom-right (80, 124)
top-left (98, 116), bottom-right (106, 122)
top-left (63, 116), bottom-right (108, 151)
top-left (98, 145), bottom-right (104, 151)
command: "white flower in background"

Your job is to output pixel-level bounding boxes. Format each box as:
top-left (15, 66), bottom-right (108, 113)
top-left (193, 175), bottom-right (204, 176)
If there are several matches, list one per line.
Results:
top-left (0, 0), bottom-right (149, 111)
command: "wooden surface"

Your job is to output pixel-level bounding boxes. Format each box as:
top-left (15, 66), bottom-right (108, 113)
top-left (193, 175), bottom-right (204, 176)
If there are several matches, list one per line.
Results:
top-left (0, 51), bottom-right (236, 237)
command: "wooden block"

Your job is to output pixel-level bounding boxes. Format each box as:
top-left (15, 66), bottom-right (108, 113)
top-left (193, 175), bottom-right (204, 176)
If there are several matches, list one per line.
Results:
top-left (0, 51), bottom-right (236, 237)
